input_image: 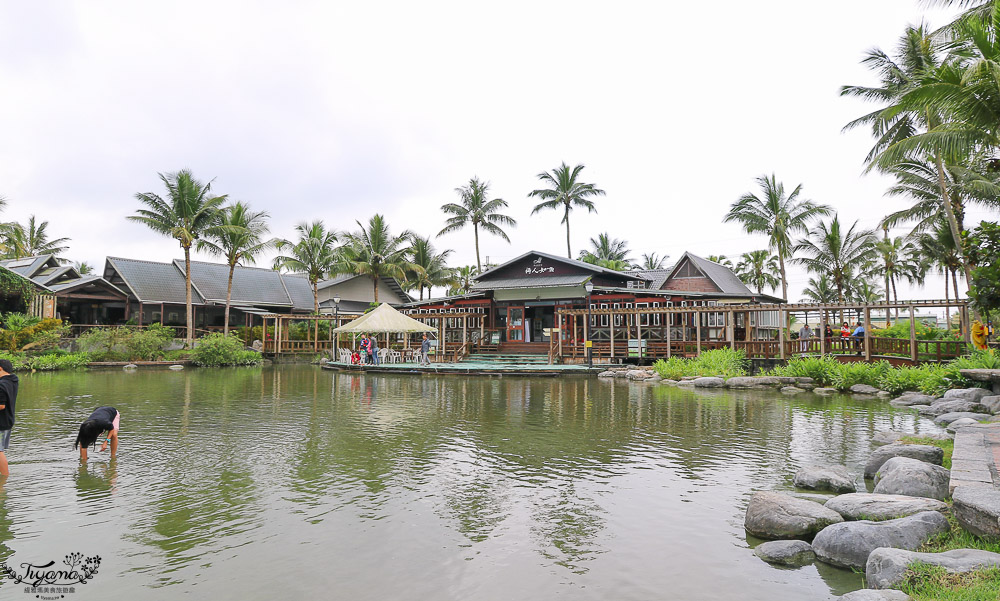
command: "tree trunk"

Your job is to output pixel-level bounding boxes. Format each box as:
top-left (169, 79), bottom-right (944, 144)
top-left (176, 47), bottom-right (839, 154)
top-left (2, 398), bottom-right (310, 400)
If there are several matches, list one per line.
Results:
top-left (373, 276), bottom-right (379, 303)
top-left (944, 270), bottom-right (950, 332)
top-left (184, 246), bottom-right (194, 346)
top-left (934, 155), bottom-right (973, 290)
top-left (224, 263), bottom-right (235, 336)
top-left (951, 269), bottom-right (960, 305)
top-left (778, 254), bottom-right (788, 302)
top-left (313, 282), bottom-right (319, 314)
top-left (474, 223), bottom-right (481, 272)
top-left (884, 269), bottom-right (891, 328)
top-left (565, 204), bottom-right (572, 258)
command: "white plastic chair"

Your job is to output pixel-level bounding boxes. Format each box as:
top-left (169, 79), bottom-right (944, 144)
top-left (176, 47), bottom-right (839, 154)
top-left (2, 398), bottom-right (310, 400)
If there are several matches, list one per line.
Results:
top-left (389, 349), bottom-right (402, 363)
top-left (378, 348), bottom-right (390, 364)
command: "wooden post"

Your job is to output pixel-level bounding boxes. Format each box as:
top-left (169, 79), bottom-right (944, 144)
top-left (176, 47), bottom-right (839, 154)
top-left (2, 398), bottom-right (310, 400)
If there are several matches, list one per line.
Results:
top-left (819, 313), bottom-right (826, 357)
top-left (864, 306), bottom-right (872, 361)
top-left (610, 308), bottom-right (616, 360)
top-left (909, 305), bottom-right (917, 363)
top-left (696, 309), bottom-right (702, 356)
top-left (583, 310), bottom-right (590, 361)
top-left (441, 315), bottom-right (447, 362)
top-left (666, 310), bottom-right (672, 358)
top-left (636, 307), bottom-right (643, 362)
top-left (727, 310), bottom-right (735, 350)
top-left (962, 304), bottom-right (972, 344)
top-left (557, 312), bottom-right (563, 359)
top-left (778, 309), bottom-right (786, 360)
top-left (462, 314), bottom-right (468, 346)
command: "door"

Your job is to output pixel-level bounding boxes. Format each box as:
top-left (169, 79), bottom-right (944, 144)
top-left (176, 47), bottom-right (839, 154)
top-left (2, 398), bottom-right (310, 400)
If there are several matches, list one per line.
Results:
top-left (506, 306), bottom-right (525, 341)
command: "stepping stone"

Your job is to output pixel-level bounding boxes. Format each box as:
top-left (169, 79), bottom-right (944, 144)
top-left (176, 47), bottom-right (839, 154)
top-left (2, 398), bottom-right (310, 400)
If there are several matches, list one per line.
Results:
top-left (812, 511), bottom-right (950, 569)
top-left (947, 418), bottom-right (982, 433)
top-left (840, 590), bottom-right (912, 601)
top-left (933, 411), bottom-right (991, 425)
top-left (866, 547), bottom-right (1000, 589)
top-left (943, 388), bottom-right (993, 402)
top-left (873, 457), bottom-right (950, 501)
top-left (872, 431), bottom-right (905, 446)
top-left (744, 491), bottom-right (843, 540)
top-left (781, 386), bottom-right (805, 394)
top-left (980, 395), bottom-right (1000, 414)
top-left (693, 377), bottom-right (725, 388)
top-left (851, 384), bottom-right (881, 395)
top-left (793, 465), bottom-right (856, 493)
top-left (824, 493), bottom-right (948, 521)
top-left (890, 393), bottom-right (934, 406)
top-left (814, 387), bottom-right (837, 395)
top-left (753, 540), bottom-right (815, 566)
top-left (953, 486), bottom-right (1000, 540)
top-left (864, 444), bottom-right (944, 479)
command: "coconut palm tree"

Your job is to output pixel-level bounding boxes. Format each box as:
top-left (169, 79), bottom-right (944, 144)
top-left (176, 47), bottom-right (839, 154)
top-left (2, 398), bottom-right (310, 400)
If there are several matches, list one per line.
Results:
top-left (73, 261), bottom-right (94, 275)
top-left (735, 250), bottom-right (781, 294)
top-left (438, 177), bottom-right (516, 272)
top-left (848, 279), bottom-right (885, 305)
top-left (794, 215), bottom-right (878, 303)
top-left (407, 236), bottom-right (454, 300)
top-left (337, 214), bottom-right (416, 304)
top-left (874, 228), bottom-right (926, 312)
top-left (724, 174), bottom-right (831, 301)
top-left (448, 265), bottom-right (478, 296)
top-left (801, 275), bottom-right (838, 304)
top-left (198, 202), bottom-right (276, 334)
top-left (919, 219), bottom-right (965, 329)
top-left (129, 170), bottom-right (227, 345)
top-left (578, 232), bottom-right (632, 269)
top-left (706, 255), bottom-right (734, 269)
top-left (272, 221), bottom-right (338, 314)
top-left (528, 162), bottom-right (605, 258)
top-left (634, 252), bottom-right (669, 270)
top-left (2, 215), bottom-right (71, 259)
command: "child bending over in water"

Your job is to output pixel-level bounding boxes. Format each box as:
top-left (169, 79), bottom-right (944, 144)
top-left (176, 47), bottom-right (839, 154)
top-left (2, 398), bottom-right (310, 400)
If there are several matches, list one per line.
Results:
top-left (74, 406), bottom-right (120, 461)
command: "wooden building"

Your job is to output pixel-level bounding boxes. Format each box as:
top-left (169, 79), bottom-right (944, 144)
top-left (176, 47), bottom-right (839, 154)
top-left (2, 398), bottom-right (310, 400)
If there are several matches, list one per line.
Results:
top-left (0, 255), bottom-right (128, 323)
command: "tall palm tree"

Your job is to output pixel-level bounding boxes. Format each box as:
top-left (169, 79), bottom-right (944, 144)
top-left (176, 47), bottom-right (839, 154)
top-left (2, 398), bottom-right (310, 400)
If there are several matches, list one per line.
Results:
top-left (794, 215), bottom-right (878, 303)
top-left (735, 250), bottom-right (781, 294)
top-left (438, 177), bottom-right (516, 272)
top-left (874, 229), bottom-right (926, 314)
top-left (448, 265), bottom-right (478, 296)
top-left (634, 252), bottom-right (669, 270)
top-left (528, 162), bottom-right (605, 258)
top-left (272, 221), bottom-right (338, 314)
top-left (724, 174), bottom-right (832, 301)
top-left (706, 255), bottom-right (733, 269)
top-left (336, 214), bottom-right (416, 304)
top-left (198, 202), bottom-right (276, 334)
top-left (848, 279), bottom-right (886, 305)
top-left (801, 275), bottom-right (838, 304)
top-left (2, 215), bottom-right (71, 259)
top-left (407, 236), bottom-right (454, 300)
top-left (130, 170), bottom-right (227, 345)
top-left (578, 233), bottom-right (632, 269)
top-left (919, 219), bottom-right (965, 329)
top-left (73, 261), bottom-right (94, 275)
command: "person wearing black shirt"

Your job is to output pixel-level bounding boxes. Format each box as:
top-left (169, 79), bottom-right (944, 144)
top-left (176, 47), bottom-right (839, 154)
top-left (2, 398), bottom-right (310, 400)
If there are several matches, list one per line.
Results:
top-left (74, 406), bottom-right (120, 461)
top-left (0, 359), bottom-right (19, 477)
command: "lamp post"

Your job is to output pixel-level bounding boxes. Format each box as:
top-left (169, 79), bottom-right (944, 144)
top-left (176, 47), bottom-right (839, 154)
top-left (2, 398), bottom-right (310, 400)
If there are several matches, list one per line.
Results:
top-left (333, 296), bottom-right (341, 355)
top-left (584, 280), bottom-right (594, 368)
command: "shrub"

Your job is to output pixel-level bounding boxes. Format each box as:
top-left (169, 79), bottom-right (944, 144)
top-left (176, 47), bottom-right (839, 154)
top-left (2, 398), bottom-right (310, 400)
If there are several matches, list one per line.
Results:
top-left (0, 315), bottom-right (69, 352)
top-left (77, 326), bottom-right (175, 361)
top-left (0, 351), bottom-right (30, 371)
top-left (28, 353), bottom-right (90, 371)
top-left (765, 355), bottom-right (840, 386)
top-left (872, 320), bottom-right (959, 341)
top-left (652, 348), bottom-right (748, 379)
top-left (830, 360), bottom-right (891, 391)
top-left (190, 333), bottom-right (264, 367)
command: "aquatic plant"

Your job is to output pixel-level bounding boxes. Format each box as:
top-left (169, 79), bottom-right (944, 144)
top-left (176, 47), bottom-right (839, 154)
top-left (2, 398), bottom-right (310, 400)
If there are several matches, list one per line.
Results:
top-left (652, 348), bottom-right (748, 379)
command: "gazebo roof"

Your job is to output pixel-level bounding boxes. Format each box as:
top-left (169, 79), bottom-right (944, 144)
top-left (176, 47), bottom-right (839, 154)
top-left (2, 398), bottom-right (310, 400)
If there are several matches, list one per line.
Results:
top-left (333, 303), bottom-right (436, 334)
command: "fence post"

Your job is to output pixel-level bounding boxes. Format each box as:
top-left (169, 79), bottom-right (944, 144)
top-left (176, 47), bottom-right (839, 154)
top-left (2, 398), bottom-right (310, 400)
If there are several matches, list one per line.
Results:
top-left (778, 309), bottom-right (786, 360)
top-left (909, 305), bottom-right (917, 363)
top-left (666, 311), bottom-right (672, 358)
top-left (695, 310), bottom-right (702, 356)
top-left (864, 306), bottom-right (872, 361)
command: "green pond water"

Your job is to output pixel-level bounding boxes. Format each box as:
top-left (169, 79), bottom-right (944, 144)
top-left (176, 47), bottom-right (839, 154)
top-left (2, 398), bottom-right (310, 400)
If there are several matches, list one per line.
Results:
top-left (0, 366), bottom-right (946, 600)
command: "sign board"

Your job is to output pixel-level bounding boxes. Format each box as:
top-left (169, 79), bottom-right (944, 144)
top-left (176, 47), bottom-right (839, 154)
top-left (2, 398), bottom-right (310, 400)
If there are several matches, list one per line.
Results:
top-left (490, 331), bottom-right (501, 345)
top-left (584, 340), bottom-right (592, 348)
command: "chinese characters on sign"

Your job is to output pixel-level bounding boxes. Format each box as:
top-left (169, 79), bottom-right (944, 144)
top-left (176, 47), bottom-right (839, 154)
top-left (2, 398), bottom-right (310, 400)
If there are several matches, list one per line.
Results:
top-left (525, 267), bottom-right (555, 275)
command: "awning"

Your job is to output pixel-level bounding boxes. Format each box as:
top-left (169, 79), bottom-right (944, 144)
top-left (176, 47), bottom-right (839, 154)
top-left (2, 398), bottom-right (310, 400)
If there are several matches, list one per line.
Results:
top-left (333, 303), bottom-right (436, 334)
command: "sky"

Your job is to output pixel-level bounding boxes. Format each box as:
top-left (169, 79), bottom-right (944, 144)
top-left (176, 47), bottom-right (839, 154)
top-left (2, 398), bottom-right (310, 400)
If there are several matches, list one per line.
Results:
top-left (0, 0), bottom-right (991, 303)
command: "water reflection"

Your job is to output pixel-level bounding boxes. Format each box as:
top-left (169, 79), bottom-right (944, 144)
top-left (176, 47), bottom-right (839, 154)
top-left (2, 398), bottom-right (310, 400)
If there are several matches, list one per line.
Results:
top-left (0, 366), bottom-right (943, 600)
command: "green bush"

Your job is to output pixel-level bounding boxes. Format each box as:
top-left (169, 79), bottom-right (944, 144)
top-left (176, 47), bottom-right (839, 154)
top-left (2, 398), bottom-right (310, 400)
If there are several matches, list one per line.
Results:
top-left (765, 355), bottom-right (840, 386)
top-left (0, 351), bottom-right (30, 371)
top-left (0, 315), bottom-right (69, 352)
top-left (77, 326), bottom-right (175, 361)
top-left (652, 348), bottom-right (748, 379)
top-left (191, 333), bottom-right (264, 367)
top-left (28, 353), bottom-right (90, 371)
top-left (873, 320), bottom-right (959, 341)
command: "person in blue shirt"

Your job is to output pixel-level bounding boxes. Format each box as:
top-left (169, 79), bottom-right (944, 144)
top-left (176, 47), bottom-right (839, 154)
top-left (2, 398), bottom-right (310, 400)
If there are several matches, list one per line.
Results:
top-left (851, 322), bottom-right (865, 354)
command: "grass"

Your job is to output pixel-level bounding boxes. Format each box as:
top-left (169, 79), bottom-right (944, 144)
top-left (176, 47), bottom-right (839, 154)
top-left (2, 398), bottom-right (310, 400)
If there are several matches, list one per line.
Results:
top-left (900, 436), bottom-right (955, 470)
top-left (652, 348), bottom-right (748, 380)
top-left (919, 515), bottom-right (1000, 555)
top-left (900, 564), bottom-right (1000, 601)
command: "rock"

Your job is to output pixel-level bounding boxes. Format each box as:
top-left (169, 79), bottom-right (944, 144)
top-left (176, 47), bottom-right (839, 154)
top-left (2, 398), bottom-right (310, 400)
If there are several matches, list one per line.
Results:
top-left (877, 391), bottom-right (892, 398)
top-left (953, 486), bottom-right (1000, 540)
top-left (612, 370), bottom-right (628, 378)
top-left (122, 363), bottom-right (137, 370)
top-left (725, 376), bottom-right (779, 388)
top-left (873, 457), bottom-right (950, 501)
top-left (793, 465), bottom-right (856, 493)
top-left (824, 493), bottom-right (949, 521)
top-left (681, 376), bottom-right (699, 381)
top-left (693, 377), bottom-right (725, 388)
top-left (851, 384), bottom-right (881, 395)
top-left (798, 382), bottom-right (817, 390)
top-left (840, 590), bottom-right (913, 601)
top-left (986, 415), bottom-right (1000, 423)
top-left (866, 547), bottom-right (1000, 590)
top-left (675, 379), bottom-right (695, 387)
top-left (647, 374), bottom-right (663, 382)
top-left (931, 399), bottom-right (988, 414)
top-left (890, 394), bottom-right (934, 406)
top-left (251, 339), bottom-right (263, 351)
top-left (943, 388), bottom-right (992, 402)
top-left (811, 511), bottom-right (950, 569)
top-left (660, 379), bottom-right (679, 386)
top-left (168, 365), bottom-right (184, 370)
top-left (872, 431), bottom-right (905, 446)
top-left (744, 491), bottom-right (844, 540)
top-left (947, 418), bottom-right (982, 433)
top-left (917, 404), bottom-right (945, 416)
top-left (864, 444), bottom-right (944, 478)
top-left (814, 387), bottom-right (837, 395)
top-left (781, 386), bottom-right (805, 394)
top-left (597, 370), bottom-right (616, 378)
top-left (981, 395), bottom-right (1000, 414)
top-left (934, 411), bottom-right (991, 425)
top-left (795, 377), bottom-right (815, 385)
top-left (625, 369), bottom-right (651, 381)
top-left (753, 540), bottom-right (815, 566)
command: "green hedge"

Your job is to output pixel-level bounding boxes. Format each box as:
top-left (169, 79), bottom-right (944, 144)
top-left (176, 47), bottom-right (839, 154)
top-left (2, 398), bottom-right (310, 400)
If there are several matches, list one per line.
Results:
top-left (191, 333), bottom-right (264, 367)
top-left (652, 348), bottom-right (749, 379)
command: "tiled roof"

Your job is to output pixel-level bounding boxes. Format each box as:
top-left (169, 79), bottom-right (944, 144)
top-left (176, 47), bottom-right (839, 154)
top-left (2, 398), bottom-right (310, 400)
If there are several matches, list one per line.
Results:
top-left (686, 253), bottom-right (754, 295)
top-left (475, 250), bottom-right (646, 282)
top-left (105, 257), bottom-right (205, 304)
top-left (471, 274), bottom-right (590, 290)
top-left (280, 274), bottom-right (317, 311)
top-left (174, 260), bottom-right (293, 307)
top-left (625, 267), bottom-right (674, 289)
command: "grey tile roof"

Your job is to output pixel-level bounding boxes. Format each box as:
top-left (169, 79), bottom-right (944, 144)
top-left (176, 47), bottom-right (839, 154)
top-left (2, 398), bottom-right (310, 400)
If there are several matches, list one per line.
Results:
top-left (46, 274), bottom-right (126, 295)
top-left (316, 274), bottom-right (356, 289)
top-left (175, 260), bottom-right (293, 307)
top-left (625, 267), bottom-right (674, 289)
top-left (475, 250), bottom-right (646, 282)
top-left (280, 274), bottom-right (316, 311)
top-left (318, 299), bottom-right (373, 314)
top-left (105, 257), bottom-right (205, 304)
top-left (471, 274), bottom-right (590, 290)
top-left (687, 253), bottom-right (754, 295)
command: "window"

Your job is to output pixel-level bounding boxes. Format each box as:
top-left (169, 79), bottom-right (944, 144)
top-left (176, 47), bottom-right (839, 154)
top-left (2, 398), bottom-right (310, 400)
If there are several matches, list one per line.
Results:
top-left (637, 303), bottom-right (649, 326)
top-left (600, 303), bottom-right (609, 327)
top-left (613, 303), bottom-right (622, 327)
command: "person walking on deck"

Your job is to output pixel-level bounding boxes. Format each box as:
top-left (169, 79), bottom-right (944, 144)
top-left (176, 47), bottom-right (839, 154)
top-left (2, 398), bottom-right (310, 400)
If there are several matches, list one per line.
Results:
top-left (0, 360), bottom-right (19, 477)
top-left (75, 406), bottom-right (120, 461)
top-left (798, 323), bottom-right (812, 352)
top-left (420, 334), bottom-right (431, 365)
top-left (370, 334), bottom-right (380, 366)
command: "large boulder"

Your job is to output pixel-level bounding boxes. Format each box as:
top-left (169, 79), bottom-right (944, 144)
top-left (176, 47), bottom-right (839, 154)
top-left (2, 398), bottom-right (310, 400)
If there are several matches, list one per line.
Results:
top-left (744, 491), bottom-right (844, 540)
top-left (753, 540), bottom-right (815, 566)
top-left (942, 387), bottom-right (992, 402)
top-left (693, 377), bottom-right (725, 388)
top-left (872, 431), bottom-right (905, 446)
top-left (931, 398), bottom-right (987, 413)
top-left (625, 369), bottom-right (651, 381)
top-left (864, 444), bottom-right (944, 479)
top-left (866, 547), bottom-right (1000, 589)
top-left (824, 493), bottom-right (949, 521)
top-left (597, 370), bottom-right (616, 378)
top-left (725, 376), bottom-right (781, 388)
top-left (851, 384), bottom-right (881, 395)
top-left (890, 393), bottom-right (935, 406)
top-left (946, 417), bottom-right (982, 433)
top-left (934, 411), bottom-right (991, 425)
top-left (811, 511), bottom-right (950, 569)
top-left (839, 590), bottom-right (912, 601)
top-left (873, 457), bottom-right (950, 501)
top-left (981, 395), bottom-right (1000, 414)
top-left (814, 387), bottom-right (837, 395)
top-left (793, 465), bottom-right (856, 493)
top-left (953, 486), bottom-right (1000, 540)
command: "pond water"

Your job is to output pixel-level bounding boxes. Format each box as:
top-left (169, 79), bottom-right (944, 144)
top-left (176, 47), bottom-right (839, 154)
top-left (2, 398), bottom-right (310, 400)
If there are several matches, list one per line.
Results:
top-left (0, 366), bottom-right (946, 600)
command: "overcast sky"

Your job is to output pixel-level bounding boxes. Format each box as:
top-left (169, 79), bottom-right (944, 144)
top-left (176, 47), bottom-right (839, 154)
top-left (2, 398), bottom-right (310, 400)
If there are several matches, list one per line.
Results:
top-left (1, 0), bottom-right (989, 303)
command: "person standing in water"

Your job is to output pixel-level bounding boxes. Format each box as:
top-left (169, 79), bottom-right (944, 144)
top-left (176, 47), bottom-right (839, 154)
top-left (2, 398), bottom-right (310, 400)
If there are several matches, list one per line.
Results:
top-left (0, 360), bottom-right (19, 477)
top-left (74, 406), bottom-right (120, 461)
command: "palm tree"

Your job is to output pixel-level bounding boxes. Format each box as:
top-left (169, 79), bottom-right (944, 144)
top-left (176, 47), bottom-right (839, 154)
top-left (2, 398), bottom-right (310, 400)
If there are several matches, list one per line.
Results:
top-left (635, 252), bottom-right (669, 270)
top-left (438, 177), bottom-right (516, 272)
top-left (129, 170), bottom-right (227, 345)
top-left (336, 214), bottom-right (416, 304)
top-left (448, 265), bottom-right (478, 296)
top-left (801, 275), bottom-right (838, 304)
top-left (706, 255), bottom-right (733, 269)
top-left (528, 162), bottom-right (606, 258)
top-left (578, 233), bottom-right (632, 269)
top-left (724, 174), bottom-right (832, 301)
top-left (794, 215), bottom-right (878, 303)
top-left (735, 250), bottom-right (781, 294)
top-left (874, 228), bottom-right (926, 324)
top-left (849, 279), bottom-right (885, 305)
top-left (407, 236), bottom-right (454, 300)
top-left (272, 221), bottom-right (338, 313)
top-left (198, 202), bottom-right (276, 334)
top-left (2, 216), bottom-right (71, 259)
top-left (73, 261), bottom-right (94, 275)
top-left (919, 219), bottom-right (965, 329)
